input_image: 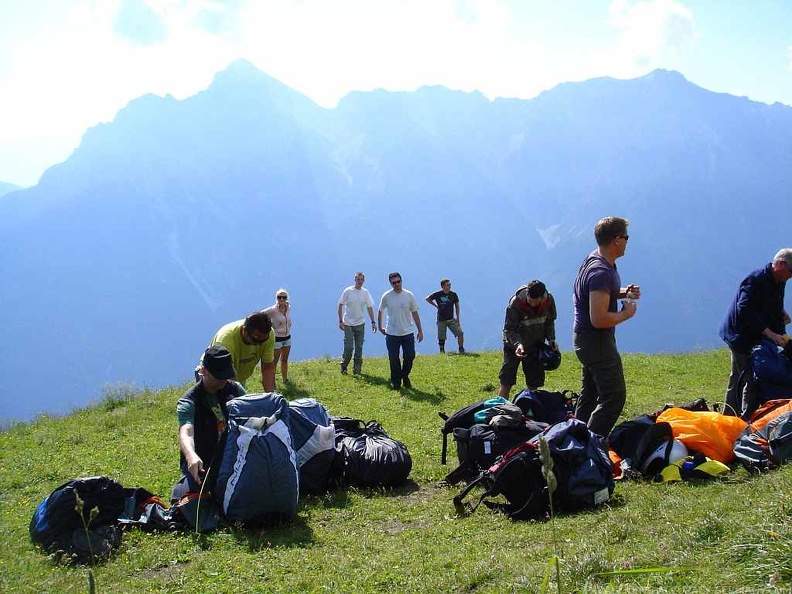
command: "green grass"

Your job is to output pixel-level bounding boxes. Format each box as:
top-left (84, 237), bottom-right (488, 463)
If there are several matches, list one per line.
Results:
top-left (1, 349), bottom-right (791, 593)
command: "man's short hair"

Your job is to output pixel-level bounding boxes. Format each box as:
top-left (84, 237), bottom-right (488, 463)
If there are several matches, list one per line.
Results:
top-left (594, 217), bottom-right (629, 246)
top-left (388, 272), bottom-right (402, 281)
top-left (773, 248), bottom-right (792, 268)
top-left (440, 278), bottom-right (450, 287)
top-left (244, 311), bottom-right (272, 334)
top-left (527, 280), bottom-right (547, 299)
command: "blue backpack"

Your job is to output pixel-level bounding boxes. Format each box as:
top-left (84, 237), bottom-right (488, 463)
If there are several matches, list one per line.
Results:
top-left (215, 393), bottom-right (299, 525)
top-left (454, 419), bottom-right (614, 520)
top-left (285, 398), bottom-right (337, 494)
top-left (752, 338), bottom-right (792, 403)
top-left (512, 389), bottom-right (577, 425)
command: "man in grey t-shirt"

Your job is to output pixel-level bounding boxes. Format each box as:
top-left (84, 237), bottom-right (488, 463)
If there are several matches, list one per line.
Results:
top-left (378, 272), bottom-right (424, 390)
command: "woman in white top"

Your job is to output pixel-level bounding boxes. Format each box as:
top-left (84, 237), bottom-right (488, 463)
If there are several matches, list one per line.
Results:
top-left (263, 288), bottom-right (293, 385)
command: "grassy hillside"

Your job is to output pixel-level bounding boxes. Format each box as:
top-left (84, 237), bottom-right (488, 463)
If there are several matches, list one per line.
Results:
top-left (1, 349), bottom-right (790, 593)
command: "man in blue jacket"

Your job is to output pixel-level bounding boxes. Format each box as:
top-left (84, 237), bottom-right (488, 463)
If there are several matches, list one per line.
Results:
top-left (719, 249), bottom-right (792, 418)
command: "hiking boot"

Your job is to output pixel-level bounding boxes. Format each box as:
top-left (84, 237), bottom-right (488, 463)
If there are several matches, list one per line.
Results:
top-left (353, 368), bottom-right (361, 375)
top-left (403, 377), bottom-right (412, 389)
top-left (458, 347), bottom-right (465, 355)
top-left (391, 382), bottom-right (401, 390)
top-left (439, 347), bottom-right (445, 354)
top-left (340, 367), bottom-right (348, 375)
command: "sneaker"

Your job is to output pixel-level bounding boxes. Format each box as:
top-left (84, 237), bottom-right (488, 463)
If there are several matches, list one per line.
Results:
top-left (458, 347), bottom-right (465, 355)
top-left (340, 368), bottom-right (348, 375)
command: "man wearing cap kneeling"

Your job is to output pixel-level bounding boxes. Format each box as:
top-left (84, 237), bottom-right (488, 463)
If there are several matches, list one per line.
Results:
top-left (172, 345), bottom-right (245, 501)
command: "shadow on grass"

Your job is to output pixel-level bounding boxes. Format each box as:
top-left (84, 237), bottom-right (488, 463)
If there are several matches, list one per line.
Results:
top-left (446, 351), bottom-right (481, 358)
top-left (277, 381), bottom-right (314, 400)
top-left (349, 478), bottom-right (420, 499)
top-left (229, 514), bottom-right (314, 551)
top-left (353, 373), bottom-right (444, 404)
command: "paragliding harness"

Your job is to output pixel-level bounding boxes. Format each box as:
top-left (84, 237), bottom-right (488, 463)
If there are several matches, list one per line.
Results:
top-left (453, 419), bottom-right (614, 521)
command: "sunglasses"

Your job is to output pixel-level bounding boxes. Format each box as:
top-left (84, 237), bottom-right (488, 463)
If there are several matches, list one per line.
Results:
top-left (277, 295), bottom-right (288, 300)
top-left (247, 330), bottom-right (269, 344)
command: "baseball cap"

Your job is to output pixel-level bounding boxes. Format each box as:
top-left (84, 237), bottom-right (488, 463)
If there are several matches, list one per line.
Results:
top-left (202, 345), bottom-right (235, 380)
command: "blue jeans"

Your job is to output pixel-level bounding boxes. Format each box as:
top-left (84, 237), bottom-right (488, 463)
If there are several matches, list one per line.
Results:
top-left (385, 333), bottom-right (415, 387)
top-left (573, 331), bottom-right (626, 437)
top-left (341, 323), bottom-right (365, 373)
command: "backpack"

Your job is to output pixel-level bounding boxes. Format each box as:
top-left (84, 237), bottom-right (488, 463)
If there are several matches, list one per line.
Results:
top-left (453, 419), bottom-right (614, 520)
top-left (512, 389), bottom-right (577, 425)
top-left (333, 418), bottom-right (412, 487)
top-left (215, 393), bottom-right (299, 525)
top-left (438, 397), bottom-right (509, 465)
top-left (734, 410), bottom-right (792, 471)
top-left (752, 338), bottom-right (792, 403)
top-left (30, 476), bottom-right (128, 564)
top-left (444, 421), bottom-right (547, 485)
top-left (285, 398), bottom-right (336, 494)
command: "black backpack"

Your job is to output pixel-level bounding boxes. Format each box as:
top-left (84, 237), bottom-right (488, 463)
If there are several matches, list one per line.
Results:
top-left (438, 398), bottom-right (510, 465)
top-left (454, 419), bottom-right (614, 520)
top-left (333, 418), bottom-right (412, 487)
top-left (512, 389), bottom-right (577, 425)
top-left (444, 421), bottom-right (547, 485)
top-left (30, 476), bottom-right (129, 563)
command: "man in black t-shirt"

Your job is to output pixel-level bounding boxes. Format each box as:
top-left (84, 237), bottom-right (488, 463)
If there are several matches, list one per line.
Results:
top-left (425, 278), bottom-right (465, 354)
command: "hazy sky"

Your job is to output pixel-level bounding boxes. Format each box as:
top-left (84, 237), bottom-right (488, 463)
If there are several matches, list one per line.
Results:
top-left (2, 0), bottom-right (791, 187)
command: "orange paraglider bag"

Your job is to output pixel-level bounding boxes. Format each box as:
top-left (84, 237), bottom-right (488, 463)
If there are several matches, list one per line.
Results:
top-left (655, 408), bottom-right (747, 463)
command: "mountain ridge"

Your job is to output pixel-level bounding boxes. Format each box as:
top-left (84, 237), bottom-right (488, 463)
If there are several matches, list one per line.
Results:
top-left (2, 64), bottom-right (790, 422)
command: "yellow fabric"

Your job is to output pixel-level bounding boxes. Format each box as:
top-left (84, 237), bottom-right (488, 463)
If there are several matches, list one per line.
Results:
top-left (656, 408), bottom-right (747, 463)
top-left (210, 320), bottom-right (275, 383)
top-left (659, 457), bottom-right (731, 483)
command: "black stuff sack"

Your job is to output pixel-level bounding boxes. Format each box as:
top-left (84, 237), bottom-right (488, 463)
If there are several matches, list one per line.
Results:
top-left (30, 476), bottom-right (128, 564)
top-left (333, 418), bottom-right (412, 487)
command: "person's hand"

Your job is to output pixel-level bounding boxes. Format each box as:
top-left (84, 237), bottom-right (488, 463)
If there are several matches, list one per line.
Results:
top-left (417, 329), bottom-right (424, 343)
top-left (379, 326), bottom-right (387, 335)
top-left (515, 344), bottom-right (526, 358)
top-left (338, 321), bottom-right (346, 331)
top-left (621, 300), bottom-right (637, 319)
top-left (625, 284), bottom-right (641, 299)
top-left (187, 456), bottom-right (205, 485)
top-left (371, 321), bottom-right (377, 333)
top-left (769, 331), bottom-right (787, 347)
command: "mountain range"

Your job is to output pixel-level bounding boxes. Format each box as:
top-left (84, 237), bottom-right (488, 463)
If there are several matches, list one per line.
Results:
top-left (2, 60), bottom-right (791, 423)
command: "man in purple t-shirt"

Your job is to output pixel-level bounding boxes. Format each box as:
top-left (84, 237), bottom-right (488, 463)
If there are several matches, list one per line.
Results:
top-left (572, 216), bottom-right (640, 437)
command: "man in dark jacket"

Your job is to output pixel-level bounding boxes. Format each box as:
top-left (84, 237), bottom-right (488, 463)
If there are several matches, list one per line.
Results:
top-left (719, 248), bottom-right (792, 418)
top-left (173, 344), bottom-right (245, 501)
top-left (497, 280), bottom-right (558, 398)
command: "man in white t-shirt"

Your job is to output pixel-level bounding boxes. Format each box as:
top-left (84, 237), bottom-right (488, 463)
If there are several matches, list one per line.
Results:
top-left (378, 272), bottom-right (424, 390)
top-left (337, 272), bottom-right (377, 375)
